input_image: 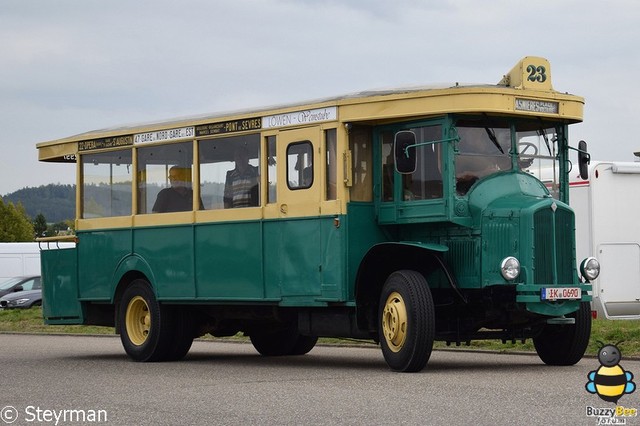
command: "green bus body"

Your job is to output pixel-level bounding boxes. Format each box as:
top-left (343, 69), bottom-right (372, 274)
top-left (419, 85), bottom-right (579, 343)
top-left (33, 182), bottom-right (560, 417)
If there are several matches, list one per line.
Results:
top-left (38, 57), bottom-right (595, 371)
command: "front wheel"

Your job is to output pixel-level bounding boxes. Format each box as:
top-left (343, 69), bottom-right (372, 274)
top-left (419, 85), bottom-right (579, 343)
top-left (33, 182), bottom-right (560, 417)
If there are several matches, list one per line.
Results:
top-left (378, 270), bottom-right (435, 372)
top-left (118, 279), bottom-right (194, 362)
top-left (533, 301), bottom-right (592, 366)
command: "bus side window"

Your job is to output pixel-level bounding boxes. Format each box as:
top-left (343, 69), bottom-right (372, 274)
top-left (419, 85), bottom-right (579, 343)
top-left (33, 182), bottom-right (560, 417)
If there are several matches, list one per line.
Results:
top-left (349, 126), bottom-right (373, 202)
top-left (287, 141), bottom-right (313, 190)
top-left (381, 131), bottom-right (394, 201)
top-left (325, 129), bottom-right (337, 200)
top-left (137, 142), bottom-right (195, 214)
top-left (82, 149), bottom-right (132, 218)
top-left (199, 134), bottom-right (260, 209)
top-left (267, 135), bottom-right (277, 203)
top-left (407, 125), bottom-right (443, 200)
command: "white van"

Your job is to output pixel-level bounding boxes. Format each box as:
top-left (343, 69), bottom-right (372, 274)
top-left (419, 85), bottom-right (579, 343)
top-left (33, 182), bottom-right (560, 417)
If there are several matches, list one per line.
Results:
top-left (570, 161), bottom-right (640, 319)
top-left (0, 241), bottom-right (74, 283)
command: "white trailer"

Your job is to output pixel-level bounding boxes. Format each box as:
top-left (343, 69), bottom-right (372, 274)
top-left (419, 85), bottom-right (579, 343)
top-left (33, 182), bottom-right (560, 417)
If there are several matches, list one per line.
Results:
top-left (570, 161), bottom-right (640, 319)
top-left (0, 241), bottom-right (74, 283)
top-left (0, 242), bottom-right (42, 282)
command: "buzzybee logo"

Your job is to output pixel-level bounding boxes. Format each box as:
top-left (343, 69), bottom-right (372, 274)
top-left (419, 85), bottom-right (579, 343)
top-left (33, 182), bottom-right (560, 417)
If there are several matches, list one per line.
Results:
top-left (586, 342), bottom-right (636, 403)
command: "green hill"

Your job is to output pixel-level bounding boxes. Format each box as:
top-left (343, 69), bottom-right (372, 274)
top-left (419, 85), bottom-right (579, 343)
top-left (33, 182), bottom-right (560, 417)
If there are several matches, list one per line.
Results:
top-left (2, 184), bottom-right (75, 223)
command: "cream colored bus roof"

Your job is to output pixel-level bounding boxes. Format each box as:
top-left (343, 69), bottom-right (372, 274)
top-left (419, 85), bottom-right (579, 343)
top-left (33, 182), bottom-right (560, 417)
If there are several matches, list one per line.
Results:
top-left (36, 56), bottom-right (584, 162)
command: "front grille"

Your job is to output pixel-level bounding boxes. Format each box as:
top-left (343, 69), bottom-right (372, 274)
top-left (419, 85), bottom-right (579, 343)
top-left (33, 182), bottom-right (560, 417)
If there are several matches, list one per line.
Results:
top-left (533, 206), bottom-right (574, 284)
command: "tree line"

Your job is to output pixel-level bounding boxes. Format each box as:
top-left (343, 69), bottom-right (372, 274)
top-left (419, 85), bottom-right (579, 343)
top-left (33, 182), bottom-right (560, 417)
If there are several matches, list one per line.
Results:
top-left (1, 184), bottom-right (75, 242)
top-left (3, 184), bottom-right (75, 223)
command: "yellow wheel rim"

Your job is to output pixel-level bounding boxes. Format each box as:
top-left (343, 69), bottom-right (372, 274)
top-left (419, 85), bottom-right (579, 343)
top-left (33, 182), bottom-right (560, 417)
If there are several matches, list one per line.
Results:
top-left (125, 296), bottom-right (151, 346)
top-left (382, 291), bottom-right (408, 353)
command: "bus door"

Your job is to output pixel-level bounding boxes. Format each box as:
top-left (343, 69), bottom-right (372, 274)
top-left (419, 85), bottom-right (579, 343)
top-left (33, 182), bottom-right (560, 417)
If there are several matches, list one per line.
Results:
top-left (264, 127), bottom-right (323, 302)
top-left (276, 127), bottom-right (321, 217)
top-left (377, 124), bottom-right (446, 224)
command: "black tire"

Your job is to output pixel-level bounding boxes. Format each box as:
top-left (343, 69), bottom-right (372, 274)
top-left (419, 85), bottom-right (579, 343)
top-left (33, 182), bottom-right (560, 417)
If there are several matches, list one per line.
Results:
top-left (118, 279), bottom-right (193, 362)
top-left (378, 270), bottom-right (435, 372)
top-left (533, 301), bottom-right (592, 366)
top-left (290, 335), bottom-right (318, 355)
top-left (250, 326), bottom-right (317, 356)
top-left (165, 305), bottom-right (195, 361)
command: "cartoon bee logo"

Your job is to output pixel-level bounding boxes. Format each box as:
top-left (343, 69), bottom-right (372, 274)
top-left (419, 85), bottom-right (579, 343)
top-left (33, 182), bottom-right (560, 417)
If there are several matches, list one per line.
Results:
top-left (586, 341), bottom-right (636, 403)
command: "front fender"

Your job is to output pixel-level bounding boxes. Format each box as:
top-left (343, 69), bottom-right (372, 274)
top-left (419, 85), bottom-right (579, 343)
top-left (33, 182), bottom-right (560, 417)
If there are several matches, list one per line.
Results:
top-left (354, 242), bottom-right (450, 331)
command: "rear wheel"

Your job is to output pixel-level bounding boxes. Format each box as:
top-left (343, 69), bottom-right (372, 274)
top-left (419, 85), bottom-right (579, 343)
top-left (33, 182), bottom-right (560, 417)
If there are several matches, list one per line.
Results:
top-left (533, 301), bottom-right (591, 366)
top-left (378, 270), bottom-right (435, 372)
top-left (119, 279), bottom-right (194, 362)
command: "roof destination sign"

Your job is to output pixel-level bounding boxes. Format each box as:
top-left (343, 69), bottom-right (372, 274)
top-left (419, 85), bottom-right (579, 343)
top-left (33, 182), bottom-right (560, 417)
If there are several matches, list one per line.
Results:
top-left (134, 126), bottom-right (195, 144)
top-left (262, 106), bottom-right (337, 129)
top-left (78, 135), bottom-right (133, 151)
top-left (515, 98), bottom-right (559, 114)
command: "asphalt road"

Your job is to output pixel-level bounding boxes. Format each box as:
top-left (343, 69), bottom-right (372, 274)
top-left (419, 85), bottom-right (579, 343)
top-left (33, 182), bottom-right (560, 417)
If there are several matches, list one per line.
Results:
top-left (1, 334), bottom-right (638, 426)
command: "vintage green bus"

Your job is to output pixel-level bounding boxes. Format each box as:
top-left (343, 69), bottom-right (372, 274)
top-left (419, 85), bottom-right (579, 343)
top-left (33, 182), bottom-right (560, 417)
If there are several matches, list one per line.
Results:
top-left (37, 56), bottom-right (598, 372)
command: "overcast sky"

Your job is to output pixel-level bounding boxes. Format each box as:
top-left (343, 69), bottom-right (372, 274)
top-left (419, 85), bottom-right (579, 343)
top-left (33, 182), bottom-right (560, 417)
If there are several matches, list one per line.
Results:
top-left (1, 0), bottom-right (639, 196)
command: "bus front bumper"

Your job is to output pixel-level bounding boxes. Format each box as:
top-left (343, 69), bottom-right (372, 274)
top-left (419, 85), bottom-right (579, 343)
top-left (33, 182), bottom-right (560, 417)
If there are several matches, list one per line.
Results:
top-left (515, 283), bottom-right (592, 316)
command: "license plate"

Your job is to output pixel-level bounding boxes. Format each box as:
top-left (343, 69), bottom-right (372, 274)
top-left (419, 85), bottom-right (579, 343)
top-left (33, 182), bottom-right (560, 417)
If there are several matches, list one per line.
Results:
top-left (541, 287), bottom-right (581, 301)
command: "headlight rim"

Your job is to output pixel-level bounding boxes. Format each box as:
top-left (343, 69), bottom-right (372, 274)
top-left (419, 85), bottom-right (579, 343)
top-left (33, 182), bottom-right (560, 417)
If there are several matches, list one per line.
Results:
top-left (580, 256), bottom-right (600, 281)
top-left (500, 256), bottom-right (521, 281)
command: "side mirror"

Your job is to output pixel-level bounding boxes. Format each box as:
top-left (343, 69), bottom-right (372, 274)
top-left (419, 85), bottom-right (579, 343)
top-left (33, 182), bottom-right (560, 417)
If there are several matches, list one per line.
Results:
top-left (394, 131), bottom-right (417, 174)
top-left (578, 140), bottom-right (590, 180)
top-left (13, 285), bottom-right (23, 292)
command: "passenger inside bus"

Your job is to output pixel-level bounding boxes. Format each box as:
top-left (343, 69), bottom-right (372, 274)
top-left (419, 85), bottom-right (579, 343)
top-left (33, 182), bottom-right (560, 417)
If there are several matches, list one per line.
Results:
top-left (152, 166), bottom-right (203, 213)
top-left (295, 157), bottom-right (313, 187)
top-left (224, 147), bottom-right (259, 208)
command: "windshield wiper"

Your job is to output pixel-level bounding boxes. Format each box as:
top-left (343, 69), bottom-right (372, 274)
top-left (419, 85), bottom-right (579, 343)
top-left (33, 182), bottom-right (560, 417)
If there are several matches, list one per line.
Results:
top-left (484, 127), bottom-right (504, 154)
top-left (537, 128), bottom-right (552, 155)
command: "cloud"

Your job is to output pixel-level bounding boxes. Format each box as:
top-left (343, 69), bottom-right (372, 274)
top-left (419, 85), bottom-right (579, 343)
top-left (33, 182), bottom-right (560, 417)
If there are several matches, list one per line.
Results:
top-left (1, 0), bottom-right (640, 196)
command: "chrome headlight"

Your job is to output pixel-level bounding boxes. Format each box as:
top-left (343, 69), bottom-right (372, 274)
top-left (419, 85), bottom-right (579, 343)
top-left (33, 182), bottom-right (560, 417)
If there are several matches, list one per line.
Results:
top-left (500, 256), bottom-right (521, 280)
top-left (580, 257), bottom-right (600, 281)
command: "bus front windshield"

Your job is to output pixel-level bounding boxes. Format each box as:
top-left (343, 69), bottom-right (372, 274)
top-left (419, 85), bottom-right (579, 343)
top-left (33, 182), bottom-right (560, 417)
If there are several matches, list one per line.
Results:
top-left (455, 120), bottom-right (512, 195)
top-left (516, 126), bottom-right (561, 199)
top-left (454, 119), bottom-right (564, 197)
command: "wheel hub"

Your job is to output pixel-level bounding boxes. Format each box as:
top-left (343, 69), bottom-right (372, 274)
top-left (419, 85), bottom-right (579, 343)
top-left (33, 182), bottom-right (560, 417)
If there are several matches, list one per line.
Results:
top-left (382, 291), bottom-right (408, 352)
top-left (126, 296), bottom-right (151, 346)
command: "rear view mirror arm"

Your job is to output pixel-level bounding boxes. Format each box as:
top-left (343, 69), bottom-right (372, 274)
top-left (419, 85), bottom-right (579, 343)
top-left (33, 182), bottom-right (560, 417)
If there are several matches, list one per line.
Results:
top-left (401, 136), bottom-right (460, 158)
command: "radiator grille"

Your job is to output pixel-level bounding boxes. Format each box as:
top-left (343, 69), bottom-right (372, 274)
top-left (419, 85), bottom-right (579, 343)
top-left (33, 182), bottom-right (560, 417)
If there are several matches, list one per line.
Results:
top-left (533, 206), bottom-right (574, 284)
